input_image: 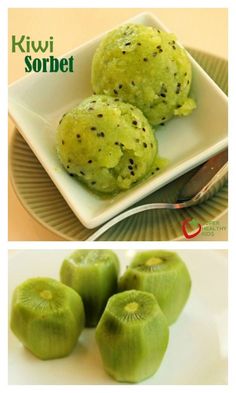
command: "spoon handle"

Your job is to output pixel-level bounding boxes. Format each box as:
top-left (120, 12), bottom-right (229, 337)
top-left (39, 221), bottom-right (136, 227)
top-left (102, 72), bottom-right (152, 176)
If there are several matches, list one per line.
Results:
top-left (86, 201), bottom-right (189, 241)
top-left (177, 149), bottom-right (228, 201)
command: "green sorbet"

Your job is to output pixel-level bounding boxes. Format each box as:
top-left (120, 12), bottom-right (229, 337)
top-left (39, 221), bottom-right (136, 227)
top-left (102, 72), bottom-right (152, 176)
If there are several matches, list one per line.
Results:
top-left (92, 24), bottom-right (196, 126)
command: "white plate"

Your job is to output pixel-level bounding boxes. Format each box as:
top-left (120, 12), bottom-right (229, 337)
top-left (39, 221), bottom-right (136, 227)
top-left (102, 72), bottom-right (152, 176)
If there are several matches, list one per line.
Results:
top-left (8, 13), bottom-right (228, 228)
top-left (8, 250), bottom-right (227, 385)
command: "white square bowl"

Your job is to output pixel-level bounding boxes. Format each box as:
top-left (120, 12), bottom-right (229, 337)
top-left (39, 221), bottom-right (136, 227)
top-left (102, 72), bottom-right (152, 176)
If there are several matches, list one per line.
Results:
top-left (8, 12), bottom-right (228, 228)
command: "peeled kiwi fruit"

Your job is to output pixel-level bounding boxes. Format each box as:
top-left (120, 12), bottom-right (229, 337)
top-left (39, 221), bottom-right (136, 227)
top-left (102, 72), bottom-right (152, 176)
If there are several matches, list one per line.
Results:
top-left (96, 289), bottom-right (169, 383)
top-left (119, 251), bottom-right (191, 325)
top-left (10, 277), bottom-right (85, 360)
top-left (60, 250), bottom-right (120, 327)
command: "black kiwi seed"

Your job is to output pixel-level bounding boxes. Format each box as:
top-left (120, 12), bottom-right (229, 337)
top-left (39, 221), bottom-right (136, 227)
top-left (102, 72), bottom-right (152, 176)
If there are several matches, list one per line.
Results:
top-left (176, 83), bottom-right (181, 94)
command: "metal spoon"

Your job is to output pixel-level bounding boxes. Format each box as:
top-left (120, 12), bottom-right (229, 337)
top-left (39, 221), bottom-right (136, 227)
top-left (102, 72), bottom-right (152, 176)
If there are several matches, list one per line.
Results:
top-left (87, 152), bottom-right (228, 241)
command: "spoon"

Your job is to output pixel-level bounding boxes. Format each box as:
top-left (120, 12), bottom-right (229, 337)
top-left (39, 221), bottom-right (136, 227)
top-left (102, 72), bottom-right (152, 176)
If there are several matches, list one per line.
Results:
top-left (87, 151), bottom-right (228, 241)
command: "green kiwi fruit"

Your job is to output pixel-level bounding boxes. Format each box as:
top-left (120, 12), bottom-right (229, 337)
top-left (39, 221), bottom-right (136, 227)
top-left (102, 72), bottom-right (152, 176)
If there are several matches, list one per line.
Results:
top-left (119, 250), bottom-right (191, 325)
top-left (60, 250), bottom-right (120, 327)
top-left (95, 289), bottom-right (169, 383)
top-left (10, 277), bottom-right (85, 360)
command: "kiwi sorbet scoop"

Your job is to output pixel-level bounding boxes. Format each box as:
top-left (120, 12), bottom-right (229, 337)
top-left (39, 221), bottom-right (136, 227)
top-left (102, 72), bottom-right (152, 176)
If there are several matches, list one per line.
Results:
top-left (56, 95), bottom-right (158, 194)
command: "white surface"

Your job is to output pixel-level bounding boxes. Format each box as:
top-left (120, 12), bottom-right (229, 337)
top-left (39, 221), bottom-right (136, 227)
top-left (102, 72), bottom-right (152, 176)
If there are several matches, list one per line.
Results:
top-left (8, 13), bottom-right (228, 229)
top-left (8, 249), bottom-right (228, 385)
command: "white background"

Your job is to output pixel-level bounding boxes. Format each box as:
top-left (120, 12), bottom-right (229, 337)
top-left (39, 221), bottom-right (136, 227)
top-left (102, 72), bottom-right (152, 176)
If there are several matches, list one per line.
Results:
top-left (8, 249), bottom-right (228, 385)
